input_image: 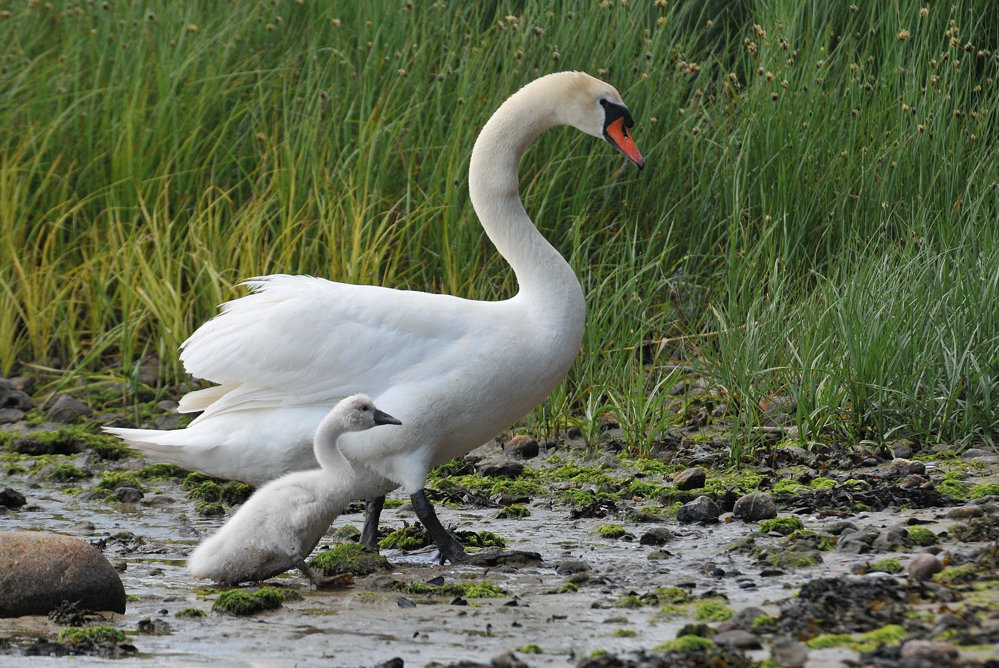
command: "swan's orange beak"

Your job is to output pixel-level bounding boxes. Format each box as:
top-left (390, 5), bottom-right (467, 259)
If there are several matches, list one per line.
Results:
top-left (605, 116), bottom-right (644, 170)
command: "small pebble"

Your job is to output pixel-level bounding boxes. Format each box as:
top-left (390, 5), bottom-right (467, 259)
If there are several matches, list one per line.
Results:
top-left (732, 492), bottom-right (777, 521)
top-left (673, 467), bottom-right (706, 491)
top-left (900, 639), bottom-right (958, 661)
top-left (675, 495), bottom-right (720, 524)
top-left (770, 638), bottom-right (808, 667)
top-left (908, 553), bottom-right (943, 581)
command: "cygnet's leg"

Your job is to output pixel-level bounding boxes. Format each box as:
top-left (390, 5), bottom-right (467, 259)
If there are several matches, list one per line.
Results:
top-left (410, 489), bottom-right (467, 563)
top-left (360, 496), bottom-right (385, 550)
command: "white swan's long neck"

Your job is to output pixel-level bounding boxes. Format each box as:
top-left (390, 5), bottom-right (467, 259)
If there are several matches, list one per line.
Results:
top-left (468, 76), bottom-right (585, 326)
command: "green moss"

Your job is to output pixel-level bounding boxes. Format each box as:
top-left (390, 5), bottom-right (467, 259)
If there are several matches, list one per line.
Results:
top-left (396, 580), bottom-right (505, 598)
top-left (598, 524), bottom-right (626, 538)
top-left (621, 458), bottom-right (678, 477)
top-left (627, 480), bottom-right (671, 499)
top-left (497, 503), bottom-right (530, 518)
top-left (519, 643), bottom-right (543, 654)
top-left (56, 625), bottom-right (126, 645)
top-left (772, 479), bottom-right (807, 494)
top-left (137, 462), bottom-right (188, 479)
top-left (174, 608), bottom-right (206, 618)
top-left (560, 488), bottom-right (621, 507)
top-left (615, 595), bottom-right (645, 608)
top-left (379, 525), bottom-right (430, 551)
top-left (557, 582), bottom-right (579, 593)
top-left (96, 471), bottom-right (145, 492)
top-left (970, 482), bottom-right (999, 498)
top-left (807, 633), bottom-right (854, 649)
top-left (936, 479), bottom-right (971, 498)
top-left (906, 526), bottom-right (938, 546)
top-left (759, 516), bottom-right (804, 535)
top-left (810, 476), bottom-right (838, 489)
top-left (694, 599), bottom-right (734, 621)
top-left (934, 563), bottom-right (978, 585)
top-left (212, 587), bottom-right (284, 615)
top-left (46, 463), bottom-right (89, 482)
top-left (611, 629), bottom-right (638, 637)
top-left (310, 543), bottom-right (389, 576)
top-left (654, 587), bottom-right (692, 604)
top-left (751, 613), bottom-right (776, 630)
top-left (868, 558), bottom-right (903, 574)
top-left (460, 530), bottom-right (505, 549)
top-left (186, 481), bottom-right (222, 502)
top-left (196, 501), bottom-right (225, 517)
top-left (854, 624), bottom-right (907, 651)
top-left (383, 498), bottom-right (404, 509)
top-left (653, 635), bottom-right (716, 652)
top-left (220, 480), bottom-right (253, 505)
top-left (10, 427), bottom-right (130, 459)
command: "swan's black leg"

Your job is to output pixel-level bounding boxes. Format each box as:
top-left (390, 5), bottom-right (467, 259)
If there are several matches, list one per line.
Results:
top-left (410, 489), bottom-right (467, 563)
top-left (360, 496), bottom-right (385, 550)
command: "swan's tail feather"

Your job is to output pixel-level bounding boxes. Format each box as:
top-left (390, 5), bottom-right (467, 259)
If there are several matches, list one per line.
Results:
top-left (102, 426), bottom-right (209, 471)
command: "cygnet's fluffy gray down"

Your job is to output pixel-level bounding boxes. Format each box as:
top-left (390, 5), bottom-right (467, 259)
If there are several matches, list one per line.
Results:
top-left (187, 394), bottom-right (400, 585)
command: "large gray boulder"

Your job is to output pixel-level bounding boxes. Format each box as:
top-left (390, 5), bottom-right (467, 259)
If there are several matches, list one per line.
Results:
top-left (0, 531), bottom-right (126, 617)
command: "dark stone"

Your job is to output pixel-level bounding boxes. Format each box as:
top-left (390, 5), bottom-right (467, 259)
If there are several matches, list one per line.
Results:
top-left (46, 394), bottom-right (92, 422)
top-left (732, 492), bottom-right (777, 521)
top-left (477, 462), bottom-right (524, 478)
top-left (114, 487), bottom-right (144, 503)
top-left (639, 527), bottom-right (675, 546)
top-left (464, 550), bottom-right (541, 567)
top-left (673, 467), bottom-right (706, 490)
top-left (0, 530), bottom-right (126, 616)
top-left (675, 495), bottom-right (720, 523)
top-left (503, 434), bottom-right (539, 459)
top-left (0, 488), bottom-right (27, 509)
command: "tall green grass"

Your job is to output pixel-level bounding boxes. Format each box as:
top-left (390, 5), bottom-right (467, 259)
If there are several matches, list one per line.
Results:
top-left (1, 1), bottom-right (997, 454)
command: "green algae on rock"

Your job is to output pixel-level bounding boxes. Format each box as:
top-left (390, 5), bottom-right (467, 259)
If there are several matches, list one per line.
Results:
top-left (309, 544), bottom-right (389, 576)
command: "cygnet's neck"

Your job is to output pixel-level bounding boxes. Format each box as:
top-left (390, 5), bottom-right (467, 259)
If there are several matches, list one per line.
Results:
top-left (312, 416), bottom-right (357, 479)
top-left (468, 74), bottom-right (585, 321)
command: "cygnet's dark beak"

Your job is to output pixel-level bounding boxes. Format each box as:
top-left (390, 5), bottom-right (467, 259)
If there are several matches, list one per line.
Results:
top-left (374, 409), bottom-right (402, 426)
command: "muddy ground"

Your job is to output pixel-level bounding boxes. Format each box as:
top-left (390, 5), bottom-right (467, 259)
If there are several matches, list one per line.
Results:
top-left (2, 404), bottom-right (999, 667)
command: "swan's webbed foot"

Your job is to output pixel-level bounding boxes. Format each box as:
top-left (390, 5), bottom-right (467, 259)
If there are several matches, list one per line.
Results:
top-left (410, 488), bottom-right (468, 564)
top-left (360, 496), bottom-right (385, 550)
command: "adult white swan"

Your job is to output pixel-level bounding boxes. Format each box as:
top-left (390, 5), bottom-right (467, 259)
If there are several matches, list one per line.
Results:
top-left (106, 71), bottom-right (644, 563)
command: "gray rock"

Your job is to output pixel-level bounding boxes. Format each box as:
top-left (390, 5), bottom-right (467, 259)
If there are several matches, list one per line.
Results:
top-left (639, 527), bottom-right (675, 546)
top-left (889, 439), bottom-right (914, 459)
top-left (0, 408), bottom-right (24, 424)
top-left (908, 553), bottom-right (943, 581)
top-left (676, 495), bottom-right (720, 523)
top-left (899, 639), bottom-right (958, 661)
top-left (770, 638), bottom-right (808, 667)
top-left (503, 434), bottom-right (539, 459)
top-left (888, 458), bottom-right (925, 476)
top-left (554, 559), bottom-right (590, 576)
top-left (0, 530), bottom-right (126, 616)
top-left (0, 488), bottom-right (26, 509)
top-left (673, 467), bottom-right (706, 491)
top-left (46, 394), bottom-right (92, 422)
top-left (0, 378), bottom-right (35, 411)
top-left (722, 605), bottom-right (768, 631)
top-left (732, 492), bottom-right (777, 521)
top-left (714, 629), bottom-right (761, 649)
top-left (947, 505), bottom-right (984, 519)
top-left (871, 526), bottom-right (908, 551)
